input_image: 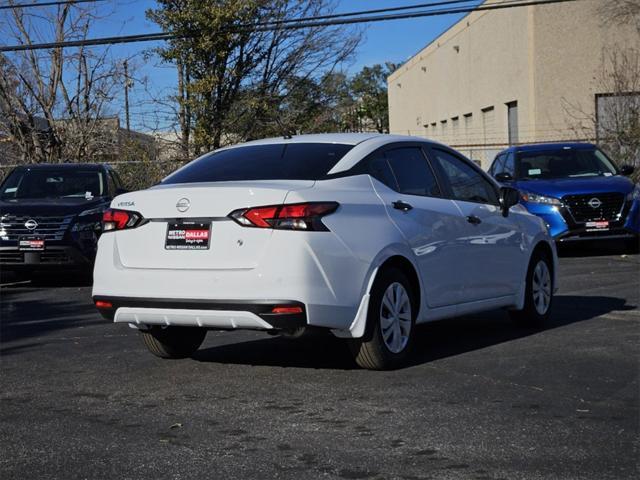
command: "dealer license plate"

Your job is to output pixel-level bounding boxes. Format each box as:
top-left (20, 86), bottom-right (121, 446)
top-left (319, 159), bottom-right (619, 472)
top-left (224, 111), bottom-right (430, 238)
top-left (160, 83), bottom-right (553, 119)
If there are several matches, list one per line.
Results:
top-left (165, 222), bottom-right (211, 250)
top-left (585, 221), bottom-right (609, 232)
top-left (18, 236), bottom-right (45, 251)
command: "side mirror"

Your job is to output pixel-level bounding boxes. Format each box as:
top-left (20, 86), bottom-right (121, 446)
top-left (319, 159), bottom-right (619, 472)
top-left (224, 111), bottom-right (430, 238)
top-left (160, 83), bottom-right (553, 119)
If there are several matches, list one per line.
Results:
top-left (115, 188), bottom-right (129, 196)
top-left (500, 186), bottom-right (520, 217)
top-left (619, 165), bottom-right (635, 176)
top-left (495, 172), bottom-right (513, 183)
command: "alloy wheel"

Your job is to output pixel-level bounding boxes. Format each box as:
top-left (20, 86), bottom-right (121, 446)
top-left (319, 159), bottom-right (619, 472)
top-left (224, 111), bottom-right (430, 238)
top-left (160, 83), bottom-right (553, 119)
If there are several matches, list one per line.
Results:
top-left (532, 260), bottom-right (551, 315)
top-left (379, 282), bottom-right (412, 354)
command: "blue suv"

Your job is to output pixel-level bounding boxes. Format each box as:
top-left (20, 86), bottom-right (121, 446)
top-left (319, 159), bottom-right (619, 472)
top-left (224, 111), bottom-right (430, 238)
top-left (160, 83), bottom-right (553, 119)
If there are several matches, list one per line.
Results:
top-left (489, 143), bottom-right (639, 247)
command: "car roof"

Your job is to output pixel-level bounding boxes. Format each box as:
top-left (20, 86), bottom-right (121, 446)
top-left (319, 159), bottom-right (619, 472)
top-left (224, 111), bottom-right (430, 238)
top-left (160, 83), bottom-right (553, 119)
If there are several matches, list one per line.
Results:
top-left (14, 163), bottom-right (108, 171)
top-left (198, 133), bottom-right (448, 175)
top-left (219, 132), bottom-right (436, 148)
top-left (497, 142), bottom-right (598, 156)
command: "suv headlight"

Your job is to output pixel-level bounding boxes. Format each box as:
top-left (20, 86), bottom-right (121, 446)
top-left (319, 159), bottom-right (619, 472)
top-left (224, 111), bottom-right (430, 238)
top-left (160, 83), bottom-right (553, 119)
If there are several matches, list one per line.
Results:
top-left (627, 184), bottom-right (640, 201)
top-left (78, 207), bottom-right (103, 217)
top-left (520, 191), bottom-right (562, 206)
top-left (72, 207), bottom-right (104, 232)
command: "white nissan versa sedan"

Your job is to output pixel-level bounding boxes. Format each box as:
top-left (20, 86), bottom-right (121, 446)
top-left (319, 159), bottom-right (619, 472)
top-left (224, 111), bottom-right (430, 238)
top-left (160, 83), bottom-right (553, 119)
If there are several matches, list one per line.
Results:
top-left (93, 134), bottom-right (557, 369)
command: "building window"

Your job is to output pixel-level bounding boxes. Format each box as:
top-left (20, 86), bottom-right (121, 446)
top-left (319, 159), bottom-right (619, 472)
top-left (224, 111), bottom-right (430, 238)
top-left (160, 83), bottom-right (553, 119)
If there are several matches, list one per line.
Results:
top-left (440, 120), bottom-right (448, 140)
top-left (463, 113), bottom-right (473, 138)
top-left (451, 117), bottom-right (460, 137)
top-left (481, 106), bottom-right (495, 144)
top-left (506, 101), bottom-right (518, 145)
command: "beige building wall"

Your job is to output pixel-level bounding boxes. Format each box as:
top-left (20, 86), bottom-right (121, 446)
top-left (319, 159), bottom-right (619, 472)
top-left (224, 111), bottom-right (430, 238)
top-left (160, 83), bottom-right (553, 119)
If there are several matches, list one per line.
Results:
top-left (387, 0), bottom-right (640, 169)
top-left (532, 1), bottom-right (639, 139)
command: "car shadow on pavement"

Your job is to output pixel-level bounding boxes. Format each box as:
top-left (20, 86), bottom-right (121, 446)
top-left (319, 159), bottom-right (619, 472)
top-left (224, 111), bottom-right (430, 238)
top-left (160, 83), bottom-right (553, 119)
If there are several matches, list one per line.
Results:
top-left (193, 294), bottom-right (635, 370)
top-left (0, 290), bottom-right (102, 350)
top-left (557, 240), bottom-right (638, 258)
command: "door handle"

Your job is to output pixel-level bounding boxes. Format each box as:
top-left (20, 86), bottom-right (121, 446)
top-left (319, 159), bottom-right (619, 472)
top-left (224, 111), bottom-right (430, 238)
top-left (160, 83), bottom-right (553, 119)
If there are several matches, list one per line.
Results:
top-left (392, 200), bottom-right (413, 212)
top-left (466, 215), bottom-right (482, 225)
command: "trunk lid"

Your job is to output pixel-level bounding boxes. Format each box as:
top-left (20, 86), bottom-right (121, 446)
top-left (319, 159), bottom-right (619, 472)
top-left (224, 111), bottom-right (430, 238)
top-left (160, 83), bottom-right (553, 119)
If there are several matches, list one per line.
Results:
top-left (110, 181), bottom-right (314, 270)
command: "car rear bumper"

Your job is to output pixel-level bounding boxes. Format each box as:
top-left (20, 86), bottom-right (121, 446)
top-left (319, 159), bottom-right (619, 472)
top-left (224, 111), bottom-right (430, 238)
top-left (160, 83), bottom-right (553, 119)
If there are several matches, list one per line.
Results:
top-left (92, 230), bottom-right (367, 331)
top-left (93, 295), bottom-right (307, 330)
top-left (0, 245), bottom-right (93, 269)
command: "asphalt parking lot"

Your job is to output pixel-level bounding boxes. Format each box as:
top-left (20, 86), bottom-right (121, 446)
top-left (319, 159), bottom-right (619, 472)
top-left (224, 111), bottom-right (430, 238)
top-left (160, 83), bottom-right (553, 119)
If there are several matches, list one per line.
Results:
top-left (1, 245), bottom-right (638, 480)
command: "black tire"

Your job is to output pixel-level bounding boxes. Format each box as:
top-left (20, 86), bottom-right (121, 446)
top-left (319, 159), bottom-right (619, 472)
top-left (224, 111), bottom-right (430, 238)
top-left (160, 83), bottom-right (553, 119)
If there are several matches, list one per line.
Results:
top-left (510, 250), bottom-right (554, 327)
top-left (140, 326), bottom-right (206, 359)
top-left (348, 267), bottom-right (417, 370)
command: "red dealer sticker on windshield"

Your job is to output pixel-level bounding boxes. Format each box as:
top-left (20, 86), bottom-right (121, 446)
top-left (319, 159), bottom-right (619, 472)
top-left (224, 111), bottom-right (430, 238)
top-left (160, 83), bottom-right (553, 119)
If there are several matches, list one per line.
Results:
top-left (165, 222), bottom-right (211, 250)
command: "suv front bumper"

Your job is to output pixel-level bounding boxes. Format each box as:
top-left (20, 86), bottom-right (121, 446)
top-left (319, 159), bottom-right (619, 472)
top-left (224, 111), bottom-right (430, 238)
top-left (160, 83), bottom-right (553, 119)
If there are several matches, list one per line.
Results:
top-left (0, 245), bottom-right (93, 269)
top-left (523, 198), bottom-right (639, 242)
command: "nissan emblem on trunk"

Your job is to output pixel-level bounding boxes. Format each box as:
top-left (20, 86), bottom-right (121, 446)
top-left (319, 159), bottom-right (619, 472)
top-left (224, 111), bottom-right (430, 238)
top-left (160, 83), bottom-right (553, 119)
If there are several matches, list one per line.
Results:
top-left (176, 198), bottom-right (190, 212)
top-left (588, 198), bottom-right (602, 209)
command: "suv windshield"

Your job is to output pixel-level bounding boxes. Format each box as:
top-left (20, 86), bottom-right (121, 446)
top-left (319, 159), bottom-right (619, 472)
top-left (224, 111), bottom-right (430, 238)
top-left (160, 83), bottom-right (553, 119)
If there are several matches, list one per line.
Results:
top-left (516, 148), bottom-right (617, 180)
top-left (0, 169), bottom-right (105, 200)
top-left (162, 143), bottom-right (353, 184)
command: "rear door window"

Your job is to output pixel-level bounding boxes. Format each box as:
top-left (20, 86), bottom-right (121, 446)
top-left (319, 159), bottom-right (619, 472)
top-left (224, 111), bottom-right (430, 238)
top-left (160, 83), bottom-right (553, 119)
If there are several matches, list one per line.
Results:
top-left (163, 143), bottom-right (353, 184)
top-left (382, 147), bottom-right (441, 197)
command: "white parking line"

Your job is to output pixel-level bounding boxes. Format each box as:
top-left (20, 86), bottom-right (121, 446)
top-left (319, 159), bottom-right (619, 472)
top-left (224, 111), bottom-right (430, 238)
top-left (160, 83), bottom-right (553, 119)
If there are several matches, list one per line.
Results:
top-left (0, 280), bottom-right (31, 288)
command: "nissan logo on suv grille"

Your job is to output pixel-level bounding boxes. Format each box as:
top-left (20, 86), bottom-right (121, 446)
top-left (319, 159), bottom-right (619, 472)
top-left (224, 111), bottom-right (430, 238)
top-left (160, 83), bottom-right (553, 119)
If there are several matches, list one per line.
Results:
top-left (24, 219), bottom-right (38, 230)
top-left (588, 198), bottom-right (602, 209)
top-left (176, 198), bottom-right (191, 212)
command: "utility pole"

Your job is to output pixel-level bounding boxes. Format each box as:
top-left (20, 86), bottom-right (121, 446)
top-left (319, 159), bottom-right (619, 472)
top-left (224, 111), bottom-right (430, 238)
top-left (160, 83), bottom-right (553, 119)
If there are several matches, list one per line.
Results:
top-left (123, 59), bottom-right (130, 134)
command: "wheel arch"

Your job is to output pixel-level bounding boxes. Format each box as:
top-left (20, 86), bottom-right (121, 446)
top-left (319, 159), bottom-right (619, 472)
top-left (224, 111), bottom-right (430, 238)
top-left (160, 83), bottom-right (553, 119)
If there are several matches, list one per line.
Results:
top-left (513, 238), bottom-right (557, 310)
top-left (531, 240), bottom-right (555, 277)
top-left (337, 250), bottom-right (423, 339)
top-left (376, 255), bottom-right (422, 312)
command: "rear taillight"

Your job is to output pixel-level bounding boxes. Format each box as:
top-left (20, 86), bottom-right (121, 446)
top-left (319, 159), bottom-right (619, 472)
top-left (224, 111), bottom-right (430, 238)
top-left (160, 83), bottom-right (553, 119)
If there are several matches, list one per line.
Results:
top-left (94, 300), bottom-right (113, 309)
top-left (229, 202), bottom-right (339, 231)
top-left (102, 208), bottom-right (144, 232)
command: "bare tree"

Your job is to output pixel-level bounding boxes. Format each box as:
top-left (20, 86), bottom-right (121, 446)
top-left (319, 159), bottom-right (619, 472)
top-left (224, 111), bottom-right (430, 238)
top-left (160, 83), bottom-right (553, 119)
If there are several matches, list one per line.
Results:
top-left (148, 0), bottom-right (360, 155)
top-left (0, 1), bottom-right (124, 164)
top-left (563, 48), bottom-right (640, 174)
top-left (232, 0), bottom-right (361, 141)
top-left (599, 0), bottom-right (640, 33)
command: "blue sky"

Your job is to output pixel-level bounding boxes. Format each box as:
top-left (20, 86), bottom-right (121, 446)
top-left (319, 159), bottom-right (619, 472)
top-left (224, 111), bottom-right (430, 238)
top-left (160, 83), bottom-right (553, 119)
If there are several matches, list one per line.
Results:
top-left (61, 0), bottom-right (482, 130)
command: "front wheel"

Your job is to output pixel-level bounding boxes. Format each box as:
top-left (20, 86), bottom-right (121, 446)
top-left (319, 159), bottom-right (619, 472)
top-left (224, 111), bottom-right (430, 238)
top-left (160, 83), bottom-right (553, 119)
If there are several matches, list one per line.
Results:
top-left (510, 251), bottom-right (553, 327)
top-left (140, 326), bottom-right (206, 359)
top-left (348, 268), bottom-right (417, 370)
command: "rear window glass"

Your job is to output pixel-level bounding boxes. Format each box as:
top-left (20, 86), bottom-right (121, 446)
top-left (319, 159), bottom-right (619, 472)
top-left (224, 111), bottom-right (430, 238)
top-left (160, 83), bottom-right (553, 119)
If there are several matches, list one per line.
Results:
top-left (162, 143), bottom-right (353, 184)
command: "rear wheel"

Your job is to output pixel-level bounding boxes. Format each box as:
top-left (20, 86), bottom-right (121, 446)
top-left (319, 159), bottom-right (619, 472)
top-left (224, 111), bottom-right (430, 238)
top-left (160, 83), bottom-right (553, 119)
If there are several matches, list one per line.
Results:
top-left (510, 251), bottom-right (553, 327)
top-left (349, 268), bottom-right (417, 370)
top-left (140, 326), bottom-right (206, 359)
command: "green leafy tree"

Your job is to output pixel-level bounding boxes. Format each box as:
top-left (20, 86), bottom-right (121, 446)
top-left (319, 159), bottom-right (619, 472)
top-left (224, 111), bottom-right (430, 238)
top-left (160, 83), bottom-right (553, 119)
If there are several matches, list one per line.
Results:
top-left (148, 0), bottom-right (360, 154)
top-left (350, 62), bottom-right (399, 134)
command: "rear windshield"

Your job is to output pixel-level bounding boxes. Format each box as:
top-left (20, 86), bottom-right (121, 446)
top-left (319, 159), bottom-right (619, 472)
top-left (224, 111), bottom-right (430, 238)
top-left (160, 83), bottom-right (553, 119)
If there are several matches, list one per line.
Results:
top-left (162, 143), bottom-right (353, 184)
top-left (0, 168), bottom-right (105, 200)
top-left (516, 148), bottom-right (617, 180)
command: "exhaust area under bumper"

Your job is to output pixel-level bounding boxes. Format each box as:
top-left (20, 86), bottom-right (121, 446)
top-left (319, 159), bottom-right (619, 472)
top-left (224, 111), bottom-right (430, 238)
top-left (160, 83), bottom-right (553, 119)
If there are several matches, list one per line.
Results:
top-left (93, 296), bottom-right (307, 330)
